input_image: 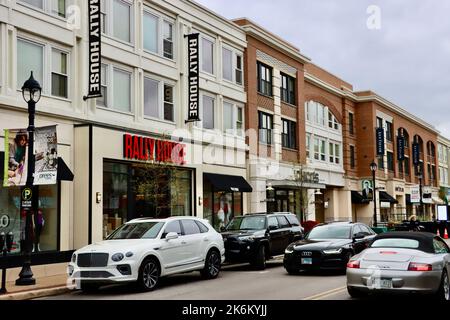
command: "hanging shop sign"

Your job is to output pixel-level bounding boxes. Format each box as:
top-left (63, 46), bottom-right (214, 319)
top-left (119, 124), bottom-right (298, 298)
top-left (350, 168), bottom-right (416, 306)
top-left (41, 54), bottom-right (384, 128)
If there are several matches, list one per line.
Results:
top-left (410, 186), bottom-right (421, 203)
top-left (34, 125), bottom-right (58, 185)
top-left (186, 33), bottom-right (200, 122)
top-left (397, 136), bottom-right (405, 161)
top-left (412, 142), bottom-right (420, 166)
top-left (85, 0), bottom-right (102, 99)
top-left (361, 180), bottom-right (374, 200)
top-left (376, 127), bottom-right (385, 156)
top-left (123, 134), bottom-right (186, 165)
top-left (422, 187), bottom-right (433, 204)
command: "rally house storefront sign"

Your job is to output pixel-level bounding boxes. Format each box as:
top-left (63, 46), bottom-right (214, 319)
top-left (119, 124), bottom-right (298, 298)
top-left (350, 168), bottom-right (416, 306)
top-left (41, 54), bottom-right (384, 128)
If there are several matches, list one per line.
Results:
top-left (123, 134), bottom-right (186, 165)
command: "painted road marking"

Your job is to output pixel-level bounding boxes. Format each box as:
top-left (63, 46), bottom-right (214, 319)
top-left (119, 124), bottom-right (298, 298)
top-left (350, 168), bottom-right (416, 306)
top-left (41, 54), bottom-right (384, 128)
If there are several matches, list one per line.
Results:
top-left (303, 286), bottom-right (347, 300)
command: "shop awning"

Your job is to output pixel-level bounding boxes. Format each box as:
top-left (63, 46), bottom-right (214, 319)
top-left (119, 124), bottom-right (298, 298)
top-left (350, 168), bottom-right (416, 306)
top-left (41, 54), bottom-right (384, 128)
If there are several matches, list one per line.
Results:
top-left (204, 173), bottom-right (252, 193)
top-left (57, 157), bottom-right (74, 181)
top-left (351, 191), bottom-right (370, 204)
top-left (268, 180), bottom-right (326, 190)
top-left (379, 191), bottom-right (398, 204)
top-left (432, 197), bottom-right (445, 205)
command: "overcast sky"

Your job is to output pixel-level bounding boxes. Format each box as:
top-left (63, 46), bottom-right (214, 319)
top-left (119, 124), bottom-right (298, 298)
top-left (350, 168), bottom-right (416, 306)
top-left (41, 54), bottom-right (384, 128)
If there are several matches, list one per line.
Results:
top-left (195, 0), bottom-right (450, 138)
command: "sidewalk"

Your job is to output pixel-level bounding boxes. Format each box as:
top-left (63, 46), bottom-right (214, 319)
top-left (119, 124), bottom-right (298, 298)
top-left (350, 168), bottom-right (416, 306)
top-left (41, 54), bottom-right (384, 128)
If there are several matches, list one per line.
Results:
top-left (0, 263), bottom-right (72, 300)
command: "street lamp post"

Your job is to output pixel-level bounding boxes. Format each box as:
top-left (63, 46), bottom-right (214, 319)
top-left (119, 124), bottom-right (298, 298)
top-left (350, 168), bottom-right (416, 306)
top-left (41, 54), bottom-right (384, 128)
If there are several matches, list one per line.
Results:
top-left (15, 72), bottom-right (42, 286)
top-left (418, 168), bottom-right (423, 220)
top-left (370, 160), bottom-right (378, 227)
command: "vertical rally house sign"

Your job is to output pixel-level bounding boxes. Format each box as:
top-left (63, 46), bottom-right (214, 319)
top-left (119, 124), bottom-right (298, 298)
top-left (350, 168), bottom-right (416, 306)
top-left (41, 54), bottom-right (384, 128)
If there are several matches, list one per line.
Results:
top-left (412, 142), bottom-right (420, 166)
top-left (86, 0), bottom-right (102, 99)
top-left (186, 33), bottom-right (200, 122)
top-left (397, 136), bottom-right (405, 161)
top-left (376, 127), bottom-right (385, 156)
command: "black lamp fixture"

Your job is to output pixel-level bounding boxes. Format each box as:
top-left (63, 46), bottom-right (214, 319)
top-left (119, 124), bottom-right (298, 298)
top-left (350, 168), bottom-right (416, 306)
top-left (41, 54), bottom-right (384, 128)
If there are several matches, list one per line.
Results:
top-left (22, 71), bottom-right (42, 104)
top-left (16, 71), bottom-right (42, 286)
top-left (370, 160), bottom-right (378, 227)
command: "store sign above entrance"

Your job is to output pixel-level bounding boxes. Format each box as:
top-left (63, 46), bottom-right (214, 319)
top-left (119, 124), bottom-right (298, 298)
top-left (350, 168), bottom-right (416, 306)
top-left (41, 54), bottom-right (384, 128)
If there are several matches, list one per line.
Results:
top-left (123, 134), bottom-right (186, 165)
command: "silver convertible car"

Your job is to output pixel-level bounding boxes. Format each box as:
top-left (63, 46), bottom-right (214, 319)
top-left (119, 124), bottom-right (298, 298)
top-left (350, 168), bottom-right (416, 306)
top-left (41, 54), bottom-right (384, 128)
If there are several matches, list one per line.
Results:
top-left (347, 232), bottom-right (450, 300)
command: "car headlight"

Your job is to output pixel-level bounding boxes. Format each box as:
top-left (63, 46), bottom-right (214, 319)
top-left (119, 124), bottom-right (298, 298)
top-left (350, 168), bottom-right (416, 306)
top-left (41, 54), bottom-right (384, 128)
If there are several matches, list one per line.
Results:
top-left (239, 236), bottom-right (255, 242)
top-left (323, 248), bottom-right (343, 255)
top-left (111, 253), bottom-right (124, 262)
top-left (71, 253), bottom-right (76, 263)
top-left (285, 248), bottom-right (294, 254)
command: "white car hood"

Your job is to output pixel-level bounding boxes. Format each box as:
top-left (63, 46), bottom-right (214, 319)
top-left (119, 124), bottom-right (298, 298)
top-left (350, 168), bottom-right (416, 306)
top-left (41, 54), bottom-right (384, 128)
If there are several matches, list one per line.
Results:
top-left (76, 239), bottom-right (158, 254)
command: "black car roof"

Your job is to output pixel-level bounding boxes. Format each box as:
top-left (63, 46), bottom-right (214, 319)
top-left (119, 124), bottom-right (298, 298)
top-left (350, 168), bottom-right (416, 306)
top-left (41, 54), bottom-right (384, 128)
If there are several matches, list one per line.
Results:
top-left (372, 231), bottom-right (437, 253)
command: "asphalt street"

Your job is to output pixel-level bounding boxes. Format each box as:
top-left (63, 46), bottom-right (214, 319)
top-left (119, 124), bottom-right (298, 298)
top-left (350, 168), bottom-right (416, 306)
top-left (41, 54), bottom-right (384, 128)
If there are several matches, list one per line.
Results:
top-left (41, 260), bottom-right (351, 300)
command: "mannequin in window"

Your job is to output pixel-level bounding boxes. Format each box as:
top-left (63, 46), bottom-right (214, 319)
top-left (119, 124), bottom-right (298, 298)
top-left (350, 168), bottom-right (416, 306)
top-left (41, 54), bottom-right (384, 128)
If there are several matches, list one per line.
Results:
top-left (33, 207), bottom-right (44, 252)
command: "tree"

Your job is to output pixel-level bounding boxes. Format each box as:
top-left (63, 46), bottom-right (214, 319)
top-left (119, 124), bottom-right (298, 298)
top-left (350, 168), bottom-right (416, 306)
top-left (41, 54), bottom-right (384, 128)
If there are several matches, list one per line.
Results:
top-left (291, 164), bottom-right (319, 223)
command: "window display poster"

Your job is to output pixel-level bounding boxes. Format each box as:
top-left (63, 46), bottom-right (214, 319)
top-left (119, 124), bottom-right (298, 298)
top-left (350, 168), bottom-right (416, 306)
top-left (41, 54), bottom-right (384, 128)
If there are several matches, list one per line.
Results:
top-left (34, 125), bottom-right (58, 185)
top-left (3, 129), bottom-right (29, 187)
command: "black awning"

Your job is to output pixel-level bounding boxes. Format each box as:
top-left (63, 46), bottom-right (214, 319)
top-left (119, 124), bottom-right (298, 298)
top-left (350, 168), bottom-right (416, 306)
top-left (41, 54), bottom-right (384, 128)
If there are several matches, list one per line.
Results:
top-left (379, 191), bottom-right (398, 204)
top-left (0, 152), bottom-right (4, 178)
top-left (204, 173), bottom-right (252, 193)
top-left (57, 157), bottom-right (74, 181)
top-left (352, 191), bottom-right (370, 204)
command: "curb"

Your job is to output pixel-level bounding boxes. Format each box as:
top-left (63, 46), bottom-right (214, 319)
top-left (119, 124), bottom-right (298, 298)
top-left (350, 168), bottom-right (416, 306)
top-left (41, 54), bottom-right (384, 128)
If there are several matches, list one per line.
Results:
top-left (0, 286), bottom-right (71, 300)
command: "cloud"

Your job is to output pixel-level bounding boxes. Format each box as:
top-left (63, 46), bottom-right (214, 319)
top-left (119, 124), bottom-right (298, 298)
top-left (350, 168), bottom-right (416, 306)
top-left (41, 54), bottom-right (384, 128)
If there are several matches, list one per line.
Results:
top-left (195, 0), bottom-right (450, 137)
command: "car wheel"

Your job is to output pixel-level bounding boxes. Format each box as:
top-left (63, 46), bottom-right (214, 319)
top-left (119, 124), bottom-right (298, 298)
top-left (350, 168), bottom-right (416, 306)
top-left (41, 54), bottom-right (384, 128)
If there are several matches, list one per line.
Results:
top-left (347, 286), bottom-right (367, 299)
top-left (80, 282), bottom-right (100, 293)
top-left (137, 257), bottom-right (160, 292)
top-left (436, 270), bottom-right (450, 301)
top-left (251, 245), bottom-right (266, 270)
top-left (201, 249), bottom-right (221, 279)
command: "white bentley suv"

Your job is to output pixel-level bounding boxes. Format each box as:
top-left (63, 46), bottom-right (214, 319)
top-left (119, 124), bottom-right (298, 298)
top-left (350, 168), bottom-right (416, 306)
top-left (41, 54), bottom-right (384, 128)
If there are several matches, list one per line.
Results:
top-left (68, 217), bottom-right (225, 292)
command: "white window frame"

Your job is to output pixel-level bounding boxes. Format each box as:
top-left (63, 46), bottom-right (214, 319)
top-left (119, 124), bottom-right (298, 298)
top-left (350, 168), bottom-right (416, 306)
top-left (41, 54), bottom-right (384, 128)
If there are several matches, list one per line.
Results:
top-left (222, 100), bottom-right (244, 137)
top-left (221, 44), bottom-right (244, 85)
top-left (200, 93), bottom-right (216, 130)
top-left (50, 47), bottom-right (69, 99)
top-left (142, 6), bottom-right (176, 61)
top-left (306, 134), bottom-right (311, 159)
top-left (18, 0), bottom-right (68, 19)
top-left (102, 0), bottom-right (135, 45)
top-left (97, 62), bottom-right (134, 115)
top-left (200, 35), bottom-right (215, 76)
top-left (17, 35), bottom-right (71, 101)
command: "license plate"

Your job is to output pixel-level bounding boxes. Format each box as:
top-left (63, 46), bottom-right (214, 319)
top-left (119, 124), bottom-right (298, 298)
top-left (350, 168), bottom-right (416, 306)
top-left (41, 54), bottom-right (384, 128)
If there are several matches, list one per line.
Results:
top-left (301, 258), bottom-right (313, 265)
top-left (373, 278), bottom-right (393, 289)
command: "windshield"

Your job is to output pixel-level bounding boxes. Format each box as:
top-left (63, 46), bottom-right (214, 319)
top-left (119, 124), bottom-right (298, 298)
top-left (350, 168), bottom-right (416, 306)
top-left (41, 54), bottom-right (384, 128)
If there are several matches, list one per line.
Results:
top-left (307, 225), bottom-right (351, 240)
top-left (371, 238), bottom-right (420, 249)
top-left (107, 222), bottom-right (164, 240)
top-left (226, 216), bottom-right (266, 231)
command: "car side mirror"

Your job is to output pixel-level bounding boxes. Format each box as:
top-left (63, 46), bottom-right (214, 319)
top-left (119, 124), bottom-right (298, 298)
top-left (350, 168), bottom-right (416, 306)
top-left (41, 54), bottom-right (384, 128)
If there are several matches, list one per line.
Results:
top-left (353, 232), bottom-right (365, 241)
top-left (220, 226), bottom-right (226, 232)
top-left (165, 232), bottom-right (179, 241)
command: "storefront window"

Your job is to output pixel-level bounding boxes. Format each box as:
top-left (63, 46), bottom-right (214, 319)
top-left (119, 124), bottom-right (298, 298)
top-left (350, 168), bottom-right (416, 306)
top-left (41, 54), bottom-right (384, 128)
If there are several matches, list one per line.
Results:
top-left (0, 182), bottom-right (58, 254)
top-left (203, 180), bottom-right (243, 231)
top-left (103, 161), bottom-right (192, 238)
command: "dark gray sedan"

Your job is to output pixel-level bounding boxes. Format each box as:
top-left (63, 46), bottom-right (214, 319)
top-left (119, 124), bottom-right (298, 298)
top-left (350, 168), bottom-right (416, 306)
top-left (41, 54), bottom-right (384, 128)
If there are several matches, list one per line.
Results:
top-left (347, 232), bottom-right (450, 300)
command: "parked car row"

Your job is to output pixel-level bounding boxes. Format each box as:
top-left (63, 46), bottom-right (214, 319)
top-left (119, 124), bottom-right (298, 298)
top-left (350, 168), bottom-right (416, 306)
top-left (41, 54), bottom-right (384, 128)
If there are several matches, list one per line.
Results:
top-left (67, 214), bottom-right (450, 300)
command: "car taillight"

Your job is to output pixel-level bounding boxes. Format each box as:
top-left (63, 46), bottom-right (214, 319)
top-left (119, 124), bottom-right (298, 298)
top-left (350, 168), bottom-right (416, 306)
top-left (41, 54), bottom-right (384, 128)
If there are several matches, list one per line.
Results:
top-left (408, 262), bottom-right (433, 271)
top-left (347, 260), bottom-right (360, 269)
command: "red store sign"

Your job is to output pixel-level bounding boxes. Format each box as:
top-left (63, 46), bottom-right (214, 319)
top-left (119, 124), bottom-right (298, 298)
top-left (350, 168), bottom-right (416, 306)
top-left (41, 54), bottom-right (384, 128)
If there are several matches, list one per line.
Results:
top-left (123, 134), bottom-right (186, 165)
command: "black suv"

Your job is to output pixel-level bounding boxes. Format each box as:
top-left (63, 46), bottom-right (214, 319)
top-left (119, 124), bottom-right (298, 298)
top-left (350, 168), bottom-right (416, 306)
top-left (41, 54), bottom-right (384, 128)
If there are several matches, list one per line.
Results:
top-left (221, 213), bottom-right (304, 269)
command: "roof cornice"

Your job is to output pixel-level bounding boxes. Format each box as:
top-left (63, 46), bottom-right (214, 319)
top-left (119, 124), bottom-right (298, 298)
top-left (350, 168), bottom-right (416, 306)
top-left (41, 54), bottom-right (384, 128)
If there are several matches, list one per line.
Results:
top-left (238, 22), bottom-right (311, 64)
top-left (305, 73), bottom-right (439, 134)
